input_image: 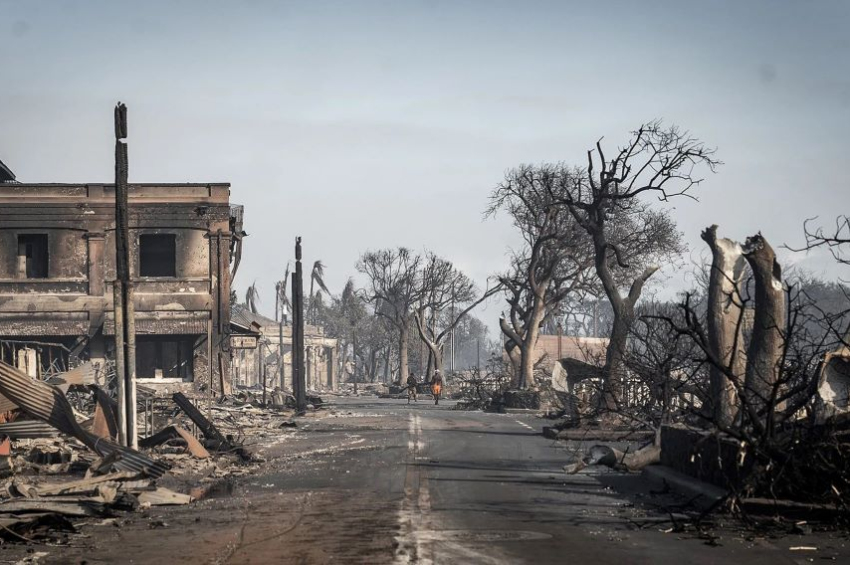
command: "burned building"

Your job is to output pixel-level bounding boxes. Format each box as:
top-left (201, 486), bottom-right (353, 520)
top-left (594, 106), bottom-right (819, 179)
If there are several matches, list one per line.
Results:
top-left (0, 181), bottom-right (242, 393)
top-left (230, 305), bottom-right (339, 392)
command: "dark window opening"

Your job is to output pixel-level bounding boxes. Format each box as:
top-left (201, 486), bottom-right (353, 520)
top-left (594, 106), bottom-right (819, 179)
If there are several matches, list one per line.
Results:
top-left (139, 234), bottom-right (176, 277)
top-left (17, 234), bottom-right (49, 278)
top-left (136, 336), bottom-right (194, 380)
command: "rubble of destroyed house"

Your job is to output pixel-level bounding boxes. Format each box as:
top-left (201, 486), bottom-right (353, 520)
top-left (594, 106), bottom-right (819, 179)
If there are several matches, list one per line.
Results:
top-left (0, 356), bottom-right (315, 542)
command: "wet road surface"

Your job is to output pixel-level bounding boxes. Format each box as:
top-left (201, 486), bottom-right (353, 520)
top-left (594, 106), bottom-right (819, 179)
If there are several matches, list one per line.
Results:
top-left (17, 396), bottom-right (849, 564)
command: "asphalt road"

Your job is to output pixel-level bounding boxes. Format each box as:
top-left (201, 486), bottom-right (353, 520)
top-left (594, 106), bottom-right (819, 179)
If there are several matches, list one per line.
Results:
top-left (232, 397), bottom-right (849, 564)
top-left (18, 396), bottom-right (849, 564)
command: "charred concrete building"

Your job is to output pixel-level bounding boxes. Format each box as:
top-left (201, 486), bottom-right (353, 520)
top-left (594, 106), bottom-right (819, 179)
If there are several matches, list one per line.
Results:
top-left (0, 180), bottom-right (242, 393)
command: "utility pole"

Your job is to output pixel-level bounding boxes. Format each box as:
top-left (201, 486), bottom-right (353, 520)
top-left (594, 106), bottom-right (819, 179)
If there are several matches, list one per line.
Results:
top-left (261, 345), bottom-right (268, 406)
top-left (279, 317), bottom-right (285, 390)
top-left (113, 102), bottom-right (137, 449)
top-left (352, 323), bottom-right (358, 395)
top-left (449, 281), bottom-right (456, 373)
top-left (291, 237), bottom-right (307, 413)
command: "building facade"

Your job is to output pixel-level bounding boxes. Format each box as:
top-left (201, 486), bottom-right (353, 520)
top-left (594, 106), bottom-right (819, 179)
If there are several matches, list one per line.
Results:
top-left (0, 182), bottom-right (240, 393)
top-left (231, 306), bottom-right (339, 392)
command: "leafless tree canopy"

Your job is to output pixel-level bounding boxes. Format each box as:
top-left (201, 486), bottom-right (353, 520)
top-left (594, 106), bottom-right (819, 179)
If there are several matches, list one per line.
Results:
top-left (793, 215), bottom-right (850, 269)
top-left (490, 122), bottom-right (718, 404)
top-left (547, 121), bottom-right (719, 412)
top-left (413, 253), bottom-right (499, 376)
top-left (487, 165), bottom-right (596, 388)
top-left (357, 247), bottom-right (423, 382)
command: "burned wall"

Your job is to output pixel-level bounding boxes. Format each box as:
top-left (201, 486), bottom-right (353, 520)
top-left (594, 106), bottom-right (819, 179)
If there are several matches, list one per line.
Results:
top-left (0, 229), bottom-right (87, 280)
top-left (102, 229), bottom-right (210, 280)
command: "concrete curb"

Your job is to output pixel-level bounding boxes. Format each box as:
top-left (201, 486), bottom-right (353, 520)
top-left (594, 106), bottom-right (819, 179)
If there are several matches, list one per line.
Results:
top-left (503, 408), bottom-right (540, 414)
top-left (642, 465), bottom-right (727, 509)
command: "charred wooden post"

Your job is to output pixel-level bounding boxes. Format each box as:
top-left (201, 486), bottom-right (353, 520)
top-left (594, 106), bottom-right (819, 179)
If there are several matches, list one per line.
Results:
top-left (352, 325), bottom-right (358, 395)
top-left (261, 350), bottom-right (267, 405)
top-left (113, 102), bottom-right (138, 448)
top-left (292, 237), bottom-right (307, 412)
top-left (742, 232), bottom-right (786, 435)
top-left (278, 318), bottom-right (285, 390)
top-left (172, 392), bottom-right (229, 448)
top-left (701, 225), bottom-right (747, 428)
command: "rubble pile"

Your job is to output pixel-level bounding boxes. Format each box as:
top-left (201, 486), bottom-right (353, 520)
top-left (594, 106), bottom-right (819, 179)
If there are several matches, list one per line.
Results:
top-left (337, 382), bottom-right (387, 397)
top-left (0, 360), bottom-right (302, 543)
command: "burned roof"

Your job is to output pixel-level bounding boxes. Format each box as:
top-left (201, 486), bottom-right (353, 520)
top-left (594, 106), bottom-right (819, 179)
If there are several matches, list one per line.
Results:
top-left (231, 304), bottom-right (278, 330)
top-left (0, 159), bottom-right (15, 183)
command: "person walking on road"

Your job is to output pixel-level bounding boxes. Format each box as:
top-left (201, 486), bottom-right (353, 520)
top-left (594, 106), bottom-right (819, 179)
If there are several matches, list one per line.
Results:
top-left (406, 372), bottom-right (418, 404)
top-left (430, 369), bottom-right (443, 406)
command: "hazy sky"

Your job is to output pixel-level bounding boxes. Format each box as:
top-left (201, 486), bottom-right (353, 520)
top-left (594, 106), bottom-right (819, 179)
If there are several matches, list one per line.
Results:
top-left (2, 0), bottom-right (849, 330)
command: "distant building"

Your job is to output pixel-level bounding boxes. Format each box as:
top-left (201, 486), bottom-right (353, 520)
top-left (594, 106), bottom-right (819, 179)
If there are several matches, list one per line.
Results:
top-left (230, 305), bottom-right (339, 392)
top-left (531, 334), bottom-right (609, 368)
top-left (0, 181), bottom-right (242, 394)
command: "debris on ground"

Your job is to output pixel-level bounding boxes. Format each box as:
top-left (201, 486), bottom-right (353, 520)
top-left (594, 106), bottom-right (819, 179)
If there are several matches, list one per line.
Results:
top-left (0, 360), bottom-right (307, 543)
top-left (565, 443), bottom-right (661, 474)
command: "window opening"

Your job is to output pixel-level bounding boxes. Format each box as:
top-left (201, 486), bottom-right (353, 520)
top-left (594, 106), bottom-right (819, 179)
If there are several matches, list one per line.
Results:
top-left (139, 234), bottom-right (176, 277)
top-left (17, 234), bottom-right (49, 278)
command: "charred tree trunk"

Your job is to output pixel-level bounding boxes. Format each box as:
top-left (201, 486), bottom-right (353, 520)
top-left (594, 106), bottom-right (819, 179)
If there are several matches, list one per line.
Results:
top-left (595, 234), bottom-right (658, 413)
top-left (369, 347), bottom-right (378, 382)
top-left (702, 225), bottom-right (747, 428)
top-left (413, 311), bottom-right (444, 380)
top-left (383, 344), bottom-right (391, 383)
top-left (504, 338), bottom-right (520, 381)
top-left (398, 320), bottom-right (410, 384)
top-left (520, 310), bottom-right (544, 389)
top-left (742, 233), bottom-right (786, 435)
top-left (603, 307), bottom-right (632, 411)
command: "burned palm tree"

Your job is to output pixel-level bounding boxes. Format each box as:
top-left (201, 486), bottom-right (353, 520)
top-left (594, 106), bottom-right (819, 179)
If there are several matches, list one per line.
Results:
top-left (245, 282), bottom-right (260, 315)
top-left (309, 260), bottom-right (330, 324)
top-left (275, 263), bottom-right (292, 323)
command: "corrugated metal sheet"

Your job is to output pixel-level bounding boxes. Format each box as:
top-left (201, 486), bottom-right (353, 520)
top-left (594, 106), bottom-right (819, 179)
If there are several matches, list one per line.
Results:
top-left (0, 321), bottom-right (89, 337)
top-left (0, 361), bottom-right (170, 478)
top-left (0, 420), bottom-right (59, 439)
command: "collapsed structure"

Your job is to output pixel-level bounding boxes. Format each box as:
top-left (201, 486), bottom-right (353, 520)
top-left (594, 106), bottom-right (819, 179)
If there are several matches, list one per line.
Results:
top-left (0, 181), bottom-right (243, 394)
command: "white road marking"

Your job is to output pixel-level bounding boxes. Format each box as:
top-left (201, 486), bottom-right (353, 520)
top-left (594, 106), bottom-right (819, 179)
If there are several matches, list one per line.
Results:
top-left (514, 419), bottom-right (535, 431)
top-left (395, 413), bottom-right (432, 564)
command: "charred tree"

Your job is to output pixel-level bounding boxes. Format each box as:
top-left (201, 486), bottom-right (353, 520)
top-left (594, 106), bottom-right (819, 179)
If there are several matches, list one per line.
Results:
top-left (412, 253), bottom-right (499, 377)
top-left (357, 248), bottom-right (422, 382)
top-left (551, 121), bottom-right (719, 413)
top-left (742, 233), bottom-right (786, 434)
top-left (701, 225), bottom-right (747, 427)
top-left (487, 166), bottom-right (595, 389)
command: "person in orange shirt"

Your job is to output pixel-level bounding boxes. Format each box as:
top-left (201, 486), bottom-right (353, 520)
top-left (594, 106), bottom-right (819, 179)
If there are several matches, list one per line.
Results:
top-left (430, 369), bottom-right (443, 406)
